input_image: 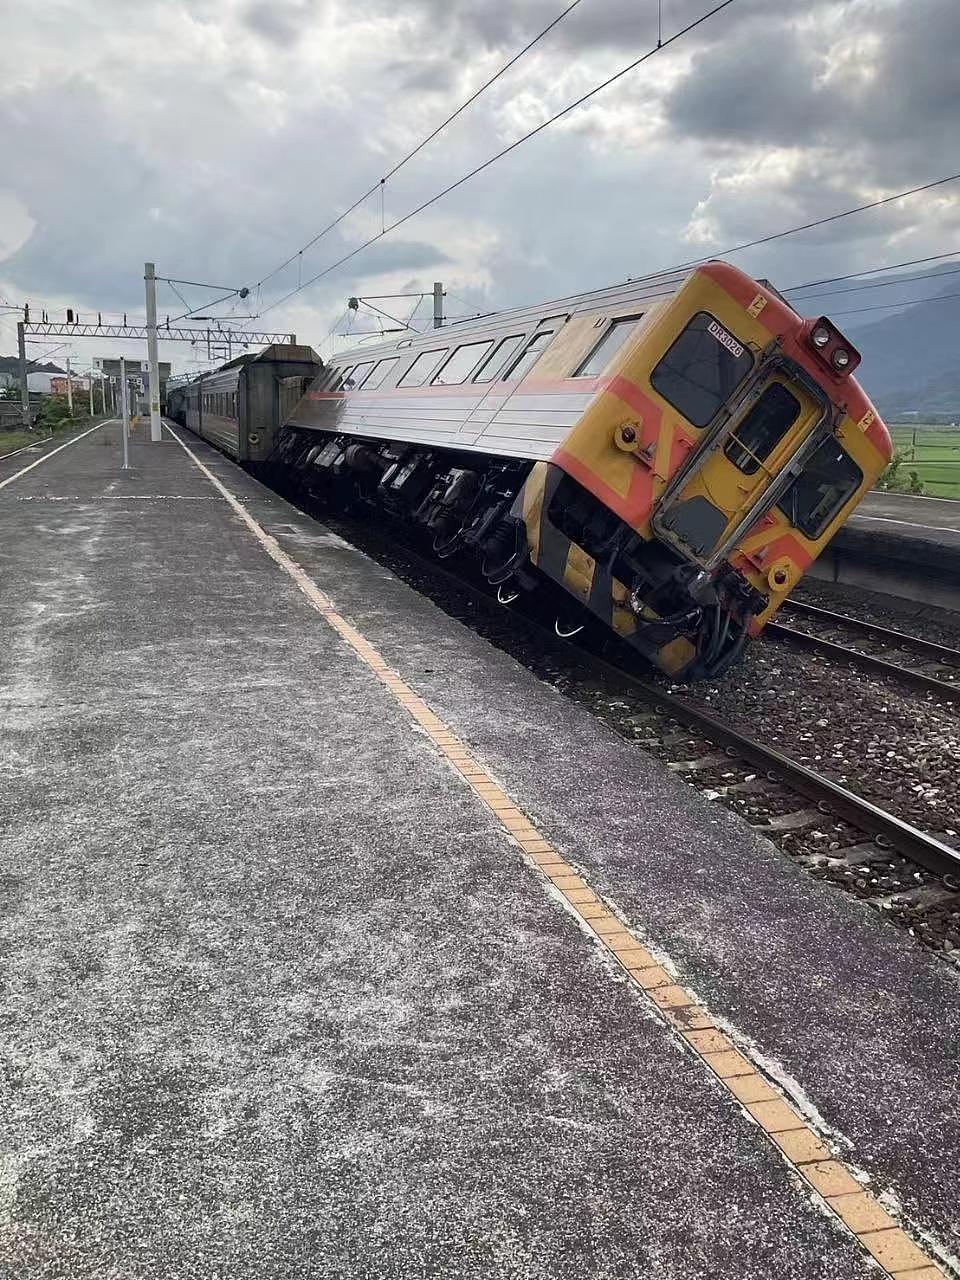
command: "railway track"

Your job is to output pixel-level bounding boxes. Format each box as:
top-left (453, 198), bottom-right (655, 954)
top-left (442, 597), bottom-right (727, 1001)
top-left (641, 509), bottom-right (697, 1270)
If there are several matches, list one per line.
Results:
top-left (291, 502), bottom-right (959, 960)
top-left (313, 510), bottom-right (959, 878)
top-left (767, 600), bottom-right (960, 703)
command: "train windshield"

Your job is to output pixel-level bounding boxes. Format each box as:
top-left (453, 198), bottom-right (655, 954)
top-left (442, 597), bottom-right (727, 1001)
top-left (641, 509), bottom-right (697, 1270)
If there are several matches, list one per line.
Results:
top-left (777, 438), bottom-right (863, 538)
top-left (651, 311), bottom-right (754, 427)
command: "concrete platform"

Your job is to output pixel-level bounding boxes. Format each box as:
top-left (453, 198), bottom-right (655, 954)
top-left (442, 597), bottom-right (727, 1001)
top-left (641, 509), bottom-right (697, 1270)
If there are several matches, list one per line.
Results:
top-left (817, 490), bottom-right (960, 609)
top-left (0, 419), bottom-right (957, 1279)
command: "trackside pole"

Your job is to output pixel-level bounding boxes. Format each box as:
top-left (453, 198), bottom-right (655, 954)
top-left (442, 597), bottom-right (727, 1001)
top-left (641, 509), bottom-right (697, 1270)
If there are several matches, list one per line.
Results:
top-left (120, 356), bottom-right (130, 470)
top-left (144, 261), bottom-right (162, 443)
top-left (18, 321), bottom-right (30, 429)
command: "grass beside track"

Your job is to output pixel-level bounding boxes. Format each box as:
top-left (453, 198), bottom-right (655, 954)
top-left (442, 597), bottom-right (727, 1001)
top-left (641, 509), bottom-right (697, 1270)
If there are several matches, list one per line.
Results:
top-left (889, 424), bottom-right (960, 497)
top-left (0, 416), bottom-right (104, 458)
top-left (0, 429), bottom-right (40, 455)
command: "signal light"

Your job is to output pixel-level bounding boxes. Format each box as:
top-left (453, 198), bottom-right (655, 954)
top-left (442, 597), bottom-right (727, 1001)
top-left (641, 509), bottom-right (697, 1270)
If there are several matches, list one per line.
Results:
top-left (804, 316), bottom-right (861, 376)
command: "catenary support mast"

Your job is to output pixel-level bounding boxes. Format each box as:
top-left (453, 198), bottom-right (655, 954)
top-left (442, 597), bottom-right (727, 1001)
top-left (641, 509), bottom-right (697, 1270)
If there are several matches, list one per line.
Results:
top-left (144, 261), bottom-right (162, 442)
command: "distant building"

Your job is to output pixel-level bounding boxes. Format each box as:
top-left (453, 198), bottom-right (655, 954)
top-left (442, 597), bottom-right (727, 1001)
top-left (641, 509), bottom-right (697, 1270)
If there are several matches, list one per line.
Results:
top-left (49, 375), bottom-right (91, 396)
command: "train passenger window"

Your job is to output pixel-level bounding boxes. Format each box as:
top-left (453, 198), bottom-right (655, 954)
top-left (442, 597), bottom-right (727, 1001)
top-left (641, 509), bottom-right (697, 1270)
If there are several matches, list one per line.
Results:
top-left (777, 439), bottom-right (863, 539)
top-left (503, 329), bottom-right (555, 382)
top-left (363, 357), bottom-right (400, 390)
top-left (432, 341), bottom-right (493, 386)
top-left (650, 311), bottom-right (754, 428)
top-left (343, 362), bottom-right (374, 389)
top-left (575, 316), bottom-right (642, 377)
top-left (725, 383), bottom-right (801, 475)
top-left (472, 335), bottom-right (525, 383)
top-left (399, 349), bottom-right (448, 388)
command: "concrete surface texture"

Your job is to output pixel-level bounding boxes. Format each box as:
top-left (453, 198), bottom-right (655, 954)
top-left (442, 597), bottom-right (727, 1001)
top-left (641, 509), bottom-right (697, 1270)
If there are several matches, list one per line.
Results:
top-left (0, 420), bottom-right (956, 1279)
top-left (812, 490), bottom-right (960, 610)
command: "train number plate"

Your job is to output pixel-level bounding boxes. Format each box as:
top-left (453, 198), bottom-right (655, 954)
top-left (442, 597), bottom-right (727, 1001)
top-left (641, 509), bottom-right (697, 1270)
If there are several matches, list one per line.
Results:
top-left (707, 319), bottom-right (745, 359)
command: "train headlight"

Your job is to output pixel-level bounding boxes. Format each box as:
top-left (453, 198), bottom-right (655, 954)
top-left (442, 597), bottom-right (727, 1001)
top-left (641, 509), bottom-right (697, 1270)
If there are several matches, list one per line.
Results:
top-left (805, 316), bottom-right (861, 375)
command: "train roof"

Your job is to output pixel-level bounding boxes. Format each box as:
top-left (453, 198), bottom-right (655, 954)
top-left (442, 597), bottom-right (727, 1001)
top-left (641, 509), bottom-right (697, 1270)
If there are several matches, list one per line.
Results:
top-left (329, 264), bottom-right (797, 369)
top-left (330, 266), bottom-right (697, 366)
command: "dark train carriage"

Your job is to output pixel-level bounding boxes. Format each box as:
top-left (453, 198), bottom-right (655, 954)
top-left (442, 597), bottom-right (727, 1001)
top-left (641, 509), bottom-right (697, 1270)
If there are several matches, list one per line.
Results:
top-left (176, 344), bottom-right (321, 464)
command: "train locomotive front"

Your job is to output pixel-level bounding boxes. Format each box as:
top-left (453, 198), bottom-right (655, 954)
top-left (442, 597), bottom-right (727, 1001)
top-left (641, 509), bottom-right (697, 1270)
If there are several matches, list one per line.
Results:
top-left (272, 261), bottom-right (893, 679)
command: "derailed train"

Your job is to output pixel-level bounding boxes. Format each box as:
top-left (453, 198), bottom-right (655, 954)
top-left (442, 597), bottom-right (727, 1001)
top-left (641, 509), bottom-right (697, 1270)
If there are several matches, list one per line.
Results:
top-left (169, 261), bottom-right (892, 679)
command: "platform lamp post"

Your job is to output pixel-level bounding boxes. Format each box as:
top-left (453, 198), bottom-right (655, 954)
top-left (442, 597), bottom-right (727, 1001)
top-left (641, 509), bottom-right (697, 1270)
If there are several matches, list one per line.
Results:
top-left (144, 262), bottom-right (162, 443)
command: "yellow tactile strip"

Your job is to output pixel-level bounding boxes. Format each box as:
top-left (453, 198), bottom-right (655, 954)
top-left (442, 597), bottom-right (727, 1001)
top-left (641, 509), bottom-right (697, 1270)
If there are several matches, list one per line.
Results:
top-left (167, 427), bottom-right (951, 1280)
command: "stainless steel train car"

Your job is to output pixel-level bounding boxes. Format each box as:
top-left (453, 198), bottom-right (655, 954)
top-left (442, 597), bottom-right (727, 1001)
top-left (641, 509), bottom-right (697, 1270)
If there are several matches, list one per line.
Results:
top-left (167, 343), bottom-right (321, 464)
top-left (272, 261), bottom-right (892, 679)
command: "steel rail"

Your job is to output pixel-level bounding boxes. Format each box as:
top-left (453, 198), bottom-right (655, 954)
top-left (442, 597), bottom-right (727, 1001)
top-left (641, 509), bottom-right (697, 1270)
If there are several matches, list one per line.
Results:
top-left (321, 522), bottom-right (960, 882)
top-left (781, 600), bottom-right (960, 665)
top-left (766, 620), bottom-right (960, 703)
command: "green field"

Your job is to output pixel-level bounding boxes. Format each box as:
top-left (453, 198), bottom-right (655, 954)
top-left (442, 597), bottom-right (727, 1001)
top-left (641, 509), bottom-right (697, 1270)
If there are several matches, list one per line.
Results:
top-left (886, 424), bottom-right (960, 497)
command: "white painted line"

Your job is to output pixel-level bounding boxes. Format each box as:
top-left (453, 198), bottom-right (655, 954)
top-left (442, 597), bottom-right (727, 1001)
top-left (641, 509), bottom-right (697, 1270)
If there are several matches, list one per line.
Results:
top-left (0, 434), bottom-right (53, 462)
top-left (163, 425), bottom-right (339, 615)
top-left (853, 513), bottom-right (960, 536)
top-left (0, 420), bottom-right (114, 493)
top-left (865, 489), bottom-right (960, 506)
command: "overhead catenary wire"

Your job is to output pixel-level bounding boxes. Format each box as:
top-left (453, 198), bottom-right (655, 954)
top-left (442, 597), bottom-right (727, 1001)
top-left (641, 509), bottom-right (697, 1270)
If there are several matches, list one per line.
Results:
top-left (671, 172), bottom-right (960, 270)
top-left (259, 0), bottom-right (740, 319)
top-left (785, 261), bottom-right (960, 303)
top-left (252, 0), bottom-right (587, 296)
top-left (782, 248), bottom-right (960, 293)
top-left (826, 289), bottom-right (960, 318)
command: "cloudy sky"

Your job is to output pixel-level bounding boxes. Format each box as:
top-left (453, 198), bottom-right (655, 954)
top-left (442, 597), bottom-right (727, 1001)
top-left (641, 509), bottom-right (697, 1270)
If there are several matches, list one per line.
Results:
top-left (1, 0), bottom-right (957, 373)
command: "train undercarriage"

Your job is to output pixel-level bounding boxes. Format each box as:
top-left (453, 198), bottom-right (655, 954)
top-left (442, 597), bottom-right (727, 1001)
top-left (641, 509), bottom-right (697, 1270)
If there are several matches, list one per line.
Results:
top-left (265, 425), bottom-right (762, 680)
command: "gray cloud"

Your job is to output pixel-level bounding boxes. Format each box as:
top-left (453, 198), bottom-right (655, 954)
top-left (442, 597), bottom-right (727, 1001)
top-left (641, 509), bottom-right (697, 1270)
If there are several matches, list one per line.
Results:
top-left (0, 0), bottom-right (956, 374)
top-left (241, 0), bottom-right (325, 45)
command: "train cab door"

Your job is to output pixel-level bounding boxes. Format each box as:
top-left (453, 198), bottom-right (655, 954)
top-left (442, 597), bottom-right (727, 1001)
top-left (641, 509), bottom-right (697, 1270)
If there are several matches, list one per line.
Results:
top-left (649, 315), bottom-right (831, 570)
top-left (657, 376), bottom-right (824, 566)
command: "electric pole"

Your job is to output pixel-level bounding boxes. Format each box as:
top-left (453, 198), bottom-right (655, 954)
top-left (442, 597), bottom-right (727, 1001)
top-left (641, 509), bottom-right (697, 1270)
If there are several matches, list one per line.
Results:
top-left (17, 320), bottom-right (30, 429)
top-left (119, 357), bottom-right (130, 469)
top-left (433, 281), bottom-right (444, 329)
top-left (66, 356), bottom-right (74, 416)
top-left (144, 261), bottom-right (162, 442)
top-left (88, 371), bottom-right (94, 416)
